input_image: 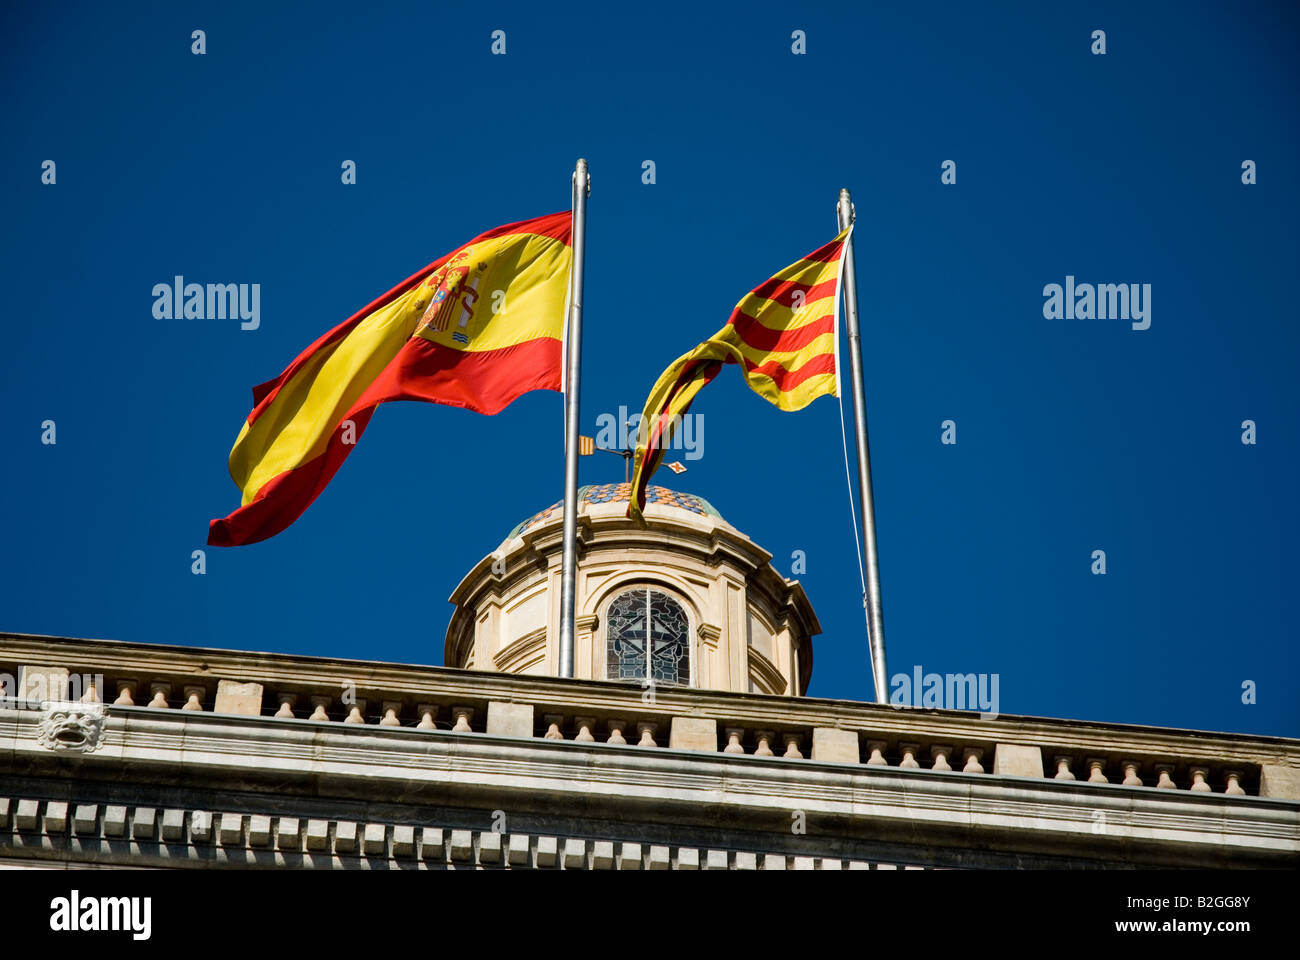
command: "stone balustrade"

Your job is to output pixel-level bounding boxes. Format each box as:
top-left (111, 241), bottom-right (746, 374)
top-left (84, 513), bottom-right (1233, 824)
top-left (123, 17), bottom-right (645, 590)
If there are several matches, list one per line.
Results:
top-left (3, 632), bottom-right (1297, 800)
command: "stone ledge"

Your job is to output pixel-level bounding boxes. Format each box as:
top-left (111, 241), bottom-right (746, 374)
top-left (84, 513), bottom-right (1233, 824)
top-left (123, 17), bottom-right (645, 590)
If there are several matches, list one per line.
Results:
top-left (6, 706), bottom-right (1296, 852)
top-left (4, 633), bottom-right (1295, 788)
top-left (2, 712), bottom-right (1296, 870)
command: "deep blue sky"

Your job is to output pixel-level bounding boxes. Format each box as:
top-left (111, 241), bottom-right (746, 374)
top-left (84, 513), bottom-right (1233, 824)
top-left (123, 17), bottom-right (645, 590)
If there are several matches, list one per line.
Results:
top-left (2, 2), bottom-right (1296, 737)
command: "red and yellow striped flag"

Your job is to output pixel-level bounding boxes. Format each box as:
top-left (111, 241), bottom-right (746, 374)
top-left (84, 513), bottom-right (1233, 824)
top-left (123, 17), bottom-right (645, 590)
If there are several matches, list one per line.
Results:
top-left (209, 211), bottom-right (572, 546)
top-left (628, 226), bottom-right (851, 522)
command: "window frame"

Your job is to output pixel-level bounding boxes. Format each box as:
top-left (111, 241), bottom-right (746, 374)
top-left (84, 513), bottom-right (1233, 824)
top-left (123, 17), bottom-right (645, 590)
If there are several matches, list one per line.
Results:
top-left (602, 585), bottom-right (694, 688)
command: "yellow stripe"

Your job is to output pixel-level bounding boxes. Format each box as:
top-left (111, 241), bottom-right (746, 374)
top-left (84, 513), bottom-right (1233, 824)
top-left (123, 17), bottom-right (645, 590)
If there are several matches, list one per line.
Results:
top-left (231, 285), bottom-right (425, 503)
top-left (732, 260), bottom-right (841, 322)
top-left (718, 324), bottom-right (834, 366)
top-left (766, 257), bottom-right (843, 285)
top-left (731, 294), bottom-right (838, 335)
top-left (748, 370), bottom-right (837, 411)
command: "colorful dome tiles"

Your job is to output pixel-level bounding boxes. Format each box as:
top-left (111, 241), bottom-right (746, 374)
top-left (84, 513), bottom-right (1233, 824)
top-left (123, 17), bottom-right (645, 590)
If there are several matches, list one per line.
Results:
top-left (505, 484), bottom-right (723, 540)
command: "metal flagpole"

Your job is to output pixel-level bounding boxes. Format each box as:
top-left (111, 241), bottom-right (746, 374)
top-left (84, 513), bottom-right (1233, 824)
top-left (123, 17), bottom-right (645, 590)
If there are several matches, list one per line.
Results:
top-left (836, 188), bottom-right (889, 704)
top-left (558, 159), bottom-right (590, 679)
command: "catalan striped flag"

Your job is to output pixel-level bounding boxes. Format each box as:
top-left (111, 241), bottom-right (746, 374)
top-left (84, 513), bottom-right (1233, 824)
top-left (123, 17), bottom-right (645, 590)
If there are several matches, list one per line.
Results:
top-left (627, 226), bottom-right (852, 522)
top-left (209, 211), bottom-right (572, 546)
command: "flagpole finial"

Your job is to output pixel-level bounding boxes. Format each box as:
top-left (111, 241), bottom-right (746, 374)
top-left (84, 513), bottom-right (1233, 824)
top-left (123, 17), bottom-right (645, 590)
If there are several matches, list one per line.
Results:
top-left (574, 158), bottom-right (590, 196)
top-left (837, 188), bottom-right (856, 226)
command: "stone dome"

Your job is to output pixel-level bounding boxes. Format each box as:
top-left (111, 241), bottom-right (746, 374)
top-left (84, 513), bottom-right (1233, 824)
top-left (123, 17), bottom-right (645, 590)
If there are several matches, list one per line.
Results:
top-left (447, 483), bottom-right (818, 696)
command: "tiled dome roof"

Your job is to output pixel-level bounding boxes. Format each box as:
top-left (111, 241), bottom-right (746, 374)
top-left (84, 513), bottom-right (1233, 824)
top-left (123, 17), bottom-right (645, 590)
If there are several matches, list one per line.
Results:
top-left (506, 483), bottom-right (723, 541)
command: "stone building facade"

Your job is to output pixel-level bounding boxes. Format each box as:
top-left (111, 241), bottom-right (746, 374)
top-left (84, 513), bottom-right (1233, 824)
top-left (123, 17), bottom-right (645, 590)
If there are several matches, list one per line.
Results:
top-left (1, 486), bottom-right (1297, 869)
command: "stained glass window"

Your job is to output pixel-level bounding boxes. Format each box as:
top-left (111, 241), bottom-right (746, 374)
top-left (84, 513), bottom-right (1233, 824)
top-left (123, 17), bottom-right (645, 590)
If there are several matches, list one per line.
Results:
top-left (606, 588), bottom-right (689, 685)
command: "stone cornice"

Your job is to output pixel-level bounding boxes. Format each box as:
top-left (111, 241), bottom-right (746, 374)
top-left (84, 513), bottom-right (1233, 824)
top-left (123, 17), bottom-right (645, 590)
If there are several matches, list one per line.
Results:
top-left (2, 705), bottom-right (1295, 868)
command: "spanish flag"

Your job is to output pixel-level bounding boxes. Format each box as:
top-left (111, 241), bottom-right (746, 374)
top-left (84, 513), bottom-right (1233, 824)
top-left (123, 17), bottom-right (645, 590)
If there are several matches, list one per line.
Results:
top-left (628, 226), bottom-right (851, 522)
top-left (209, 211), bottom-right (572, 546)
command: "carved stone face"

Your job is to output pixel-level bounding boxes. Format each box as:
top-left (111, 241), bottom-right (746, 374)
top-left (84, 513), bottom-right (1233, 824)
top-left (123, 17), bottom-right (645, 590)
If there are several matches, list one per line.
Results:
top-left (36, 701), bottom-right (106, 753)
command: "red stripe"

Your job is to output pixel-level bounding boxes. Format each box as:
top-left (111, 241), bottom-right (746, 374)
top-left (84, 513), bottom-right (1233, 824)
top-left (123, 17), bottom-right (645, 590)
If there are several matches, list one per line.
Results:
top-left (209, 336), bottom-right (560, 546)
top-left (358, 335), bottom-right (560, 414)
top-left (729, 310), bottom-right (834, 353)
top-left (208, 406), bottom-right (376, 548)
top-left (742, 350), bottom-right (836, 391)
top-left (245, 211), bottom-right (569, 424)
top-left (800, 235), bottom-right (846, 264)
top-left (666, 356), bottom-right (714, 399)
top-left (467, 210), bottom-right (571, 246)
top-left (744, 275), bottom-right (839, 306)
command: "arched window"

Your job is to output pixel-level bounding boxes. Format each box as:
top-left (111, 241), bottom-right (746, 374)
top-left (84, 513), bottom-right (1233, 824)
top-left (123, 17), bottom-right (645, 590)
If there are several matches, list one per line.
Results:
top-left (605, 588), bottom-right (690, 685)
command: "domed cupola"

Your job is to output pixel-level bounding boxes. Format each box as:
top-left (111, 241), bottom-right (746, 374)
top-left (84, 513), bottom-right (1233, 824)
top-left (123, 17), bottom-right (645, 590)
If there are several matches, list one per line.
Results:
top-left (445, 483), bottom-right (817, 695)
